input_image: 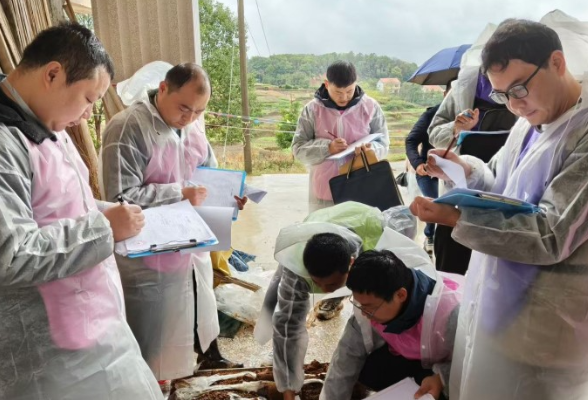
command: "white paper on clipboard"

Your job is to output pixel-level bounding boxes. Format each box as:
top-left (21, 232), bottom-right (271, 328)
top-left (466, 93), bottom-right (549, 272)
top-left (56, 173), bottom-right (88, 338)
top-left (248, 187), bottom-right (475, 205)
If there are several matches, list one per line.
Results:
top-left (181, 206), bottom-right (234, 253)
top-left (325, 133), bottom-right (383, 161)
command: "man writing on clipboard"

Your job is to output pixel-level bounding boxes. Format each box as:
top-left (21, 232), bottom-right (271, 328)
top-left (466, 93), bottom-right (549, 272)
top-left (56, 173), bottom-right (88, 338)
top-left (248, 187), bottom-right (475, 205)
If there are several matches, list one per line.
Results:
top-left (100, 63), bottom-right (244, 390)
top-left (411, 18), bottom-right (588, 400)
top-left (292, 61), bottom-right (389, 321)
top-left (425, 55), bottom-right (517, 276)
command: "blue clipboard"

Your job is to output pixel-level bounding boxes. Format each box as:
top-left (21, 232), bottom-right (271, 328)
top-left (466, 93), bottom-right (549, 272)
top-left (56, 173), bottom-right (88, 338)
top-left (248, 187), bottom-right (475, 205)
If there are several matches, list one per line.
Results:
top-left (456, 130), bottom-right (511, 146)
top-left (434, 188), bottom-right (540, 214)
top-left (192, 167), bottom-right (247, 221)
top-left (127, 238), bottom-right (219, 258)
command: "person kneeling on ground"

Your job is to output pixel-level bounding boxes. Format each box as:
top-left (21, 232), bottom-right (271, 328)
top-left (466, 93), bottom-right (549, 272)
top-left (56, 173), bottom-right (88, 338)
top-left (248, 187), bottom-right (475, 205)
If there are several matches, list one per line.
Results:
top-left (254, 202), bottom-right (417, 400)
top-left (320, 247), bottom-right (462, 400)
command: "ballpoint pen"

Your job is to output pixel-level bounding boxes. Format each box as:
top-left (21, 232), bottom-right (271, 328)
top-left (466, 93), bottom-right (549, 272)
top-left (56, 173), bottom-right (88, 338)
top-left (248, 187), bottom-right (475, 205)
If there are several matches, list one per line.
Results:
top-left (117, 195), bottom-right (125, 205)
top-left (325, 130), bottom-right (337, 139)
top-left (442, 136), bottom-right (457, 158)
top-left (443, 111), bottom-right (473, 157)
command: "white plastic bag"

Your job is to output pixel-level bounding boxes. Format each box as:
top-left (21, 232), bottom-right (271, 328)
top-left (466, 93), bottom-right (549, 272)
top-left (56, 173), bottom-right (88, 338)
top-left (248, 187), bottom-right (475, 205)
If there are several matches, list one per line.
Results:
top-left (214, 266), bottom-right (275, 325)
top-left (381, 205), bottom-right (417, 240)
top-left (194, 254), bottom-right (219, 352)
top-left (540, 10), bottom-right (588, 80)
top-left (460, 9), bottom-right (588, 81)
top-left (116, 61), bottom-right (173, 106)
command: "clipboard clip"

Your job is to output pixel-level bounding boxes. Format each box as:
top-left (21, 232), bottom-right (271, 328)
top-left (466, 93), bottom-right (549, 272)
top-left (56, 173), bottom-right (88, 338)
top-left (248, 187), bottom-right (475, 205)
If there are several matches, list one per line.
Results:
top-left (149, 239), bottom-right (199, 253)
top-left (477, 193), bottom-right (525, 206)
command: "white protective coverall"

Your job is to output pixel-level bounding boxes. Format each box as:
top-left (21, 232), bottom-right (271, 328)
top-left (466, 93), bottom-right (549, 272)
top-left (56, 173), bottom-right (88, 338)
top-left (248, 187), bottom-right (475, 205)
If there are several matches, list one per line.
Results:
top-left (100, 91), bottom-right (219, 380)
top-left (320, 228), bottom-right (463, 400)
top-left (291, 86), bottom-right (389, 212)
top-left (254, 202), bottom-right (417, 394)
top-left (0, 76), bottom-right (162, 400)
top-left (448, 75), bottom-right (588, 400)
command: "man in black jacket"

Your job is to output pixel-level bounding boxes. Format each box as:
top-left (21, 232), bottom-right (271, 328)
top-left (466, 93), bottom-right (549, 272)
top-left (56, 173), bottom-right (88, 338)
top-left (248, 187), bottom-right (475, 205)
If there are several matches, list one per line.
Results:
top-left (405, 84), bottom-right (453, 254)
top-left (404, 108), bottom-right (439, 252)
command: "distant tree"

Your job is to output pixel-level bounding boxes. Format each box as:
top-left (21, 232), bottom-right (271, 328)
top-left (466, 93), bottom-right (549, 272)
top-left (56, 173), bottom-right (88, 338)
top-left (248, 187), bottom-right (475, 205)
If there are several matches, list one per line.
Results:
top-left (397, 83), bottom-right (443, 106)
top-left (199, 0), bottom-right (258, 144)
top-left (248, 52), bottom-right (417, 88)
top-left (276, 100), bottom-right (301, 149)
top-left (76, 13), bottom-right (94, 31)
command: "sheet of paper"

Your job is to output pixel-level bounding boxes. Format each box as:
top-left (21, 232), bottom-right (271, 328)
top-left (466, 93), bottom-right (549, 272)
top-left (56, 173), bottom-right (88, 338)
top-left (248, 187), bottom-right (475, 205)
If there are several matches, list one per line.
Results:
top-left (243, 184), bottom-right (267, 204)
top-left (181, 206), bottom-right (234, 253)
top-left (368, 377), bottom-right (434, 400)
top-left (123, 200), bottom-right (216, 254)
top-left (190, 167), bottom-right (246, 219)
top-left (430, 154), bottom-right (467, 189)
top-left (325, 133), bottom-right (383, 161)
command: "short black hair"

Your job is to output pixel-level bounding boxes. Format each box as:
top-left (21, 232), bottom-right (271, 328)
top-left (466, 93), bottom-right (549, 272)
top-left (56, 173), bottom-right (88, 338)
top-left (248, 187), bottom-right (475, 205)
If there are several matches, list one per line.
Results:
top-left (326, 61), bottom-right (357, 88)
top-left (481, 19), bottom-right (562, 74)
top-left (165, 63), bottom-right (211, 94)
top-left (346, 250), bottom-right (413, 302)
top-left (19, 22), bottom-right (114, 85)
top-left (303, 233), bottom-right (353, 278)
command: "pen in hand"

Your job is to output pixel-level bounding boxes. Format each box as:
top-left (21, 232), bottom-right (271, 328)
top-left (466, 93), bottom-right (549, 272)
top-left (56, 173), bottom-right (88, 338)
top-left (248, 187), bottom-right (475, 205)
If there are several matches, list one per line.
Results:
top-left (442, 136), bottom-right (458, 158)
top-left (325, 130), bottom-right (337, 139)
top-left (117, 195), bottom-right (126, 206)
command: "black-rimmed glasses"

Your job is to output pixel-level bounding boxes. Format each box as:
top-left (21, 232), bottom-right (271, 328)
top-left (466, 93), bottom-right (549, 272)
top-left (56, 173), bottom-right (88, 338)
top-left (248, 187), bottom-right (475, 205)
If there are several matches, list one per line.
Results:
top-left (489, 62), bottom-right (545, 105)
top-left (348, 297), bottom-right (385, 319)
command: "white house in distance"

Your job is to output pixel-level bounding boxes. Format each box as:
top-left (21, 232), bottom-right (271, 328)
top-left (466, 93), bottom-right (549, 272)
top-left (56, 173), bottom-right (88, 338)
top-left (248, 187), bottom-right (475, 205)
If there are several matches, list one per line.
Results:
top-left (376, 77), bottom-right (401, 93)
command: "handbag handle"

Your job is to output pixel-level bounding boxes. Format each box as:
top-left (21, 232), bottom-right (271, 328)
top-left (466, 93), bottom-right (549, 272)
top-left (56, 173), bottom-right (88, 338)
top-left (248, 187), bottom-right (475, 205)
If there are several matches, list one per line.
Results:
top-left (346, 149), bottom-right (370, 179)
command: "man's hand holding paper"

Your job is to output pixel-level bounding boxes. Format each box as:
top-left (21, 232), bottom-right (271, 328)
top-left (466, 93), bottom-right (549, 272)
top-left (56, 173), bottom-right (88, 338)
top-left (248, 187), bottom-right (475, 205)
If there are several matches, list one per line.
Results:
top-left (425, 149), bottom-right (471, 187)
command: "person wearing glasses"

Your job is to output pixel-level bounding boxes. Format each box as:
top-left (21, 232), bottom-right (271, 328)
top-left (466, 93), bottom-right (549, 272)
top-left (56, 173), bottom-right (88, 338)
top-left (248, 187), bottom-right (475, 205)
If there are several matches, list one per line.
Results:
top-left (425, 48), bottom-right (517, 277)
top-left (100, 63), bottom-right (244, 389)
top-left (411, 18), bottom-right (588, 400)
top-left (320, 249), bottom-right (462, 400)
top-left (253, 202), bottom-right (418, 400)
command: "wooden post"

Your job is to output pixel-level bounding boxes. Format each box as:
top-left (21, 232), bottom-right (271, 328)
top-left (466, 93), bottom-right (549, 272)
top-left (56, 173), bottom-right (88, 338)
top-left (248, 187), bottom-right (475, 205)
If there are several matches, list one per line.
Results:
top-left (47, 0), bottom-right (66, 24)
top-left (237, 0), bottom-right (252, 173)
top-left (66, 122), bottom-right (102, 199)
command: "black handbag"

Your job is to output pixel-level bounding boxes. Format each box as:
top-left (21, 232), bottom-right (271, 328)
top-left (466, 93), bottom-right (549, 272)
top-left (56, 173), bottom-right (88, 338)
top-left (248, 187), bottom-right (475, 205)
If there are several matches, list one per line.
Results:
top-left (329, 150), bottom-right (403, 211)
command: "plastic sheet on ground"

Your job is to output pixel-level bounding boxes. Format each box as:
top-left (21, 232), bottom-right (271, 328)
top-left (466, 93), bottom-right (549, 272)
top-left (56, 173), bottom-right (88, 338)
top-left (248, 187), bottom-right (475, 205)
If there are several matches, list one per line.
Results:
top-left (215, 265), bottom-right (275, 326)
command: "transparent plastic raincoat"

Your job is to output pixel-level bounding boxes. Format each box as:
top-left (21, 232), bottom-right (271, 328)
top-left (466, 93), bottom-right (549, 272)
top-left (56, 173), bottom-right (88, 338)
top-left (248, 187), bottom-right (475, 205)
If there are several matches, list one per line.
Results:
top-left (100, 93), bottom-right (218, 380)
top-left (320, 228), bottom-right (463, 400)
top-left (253, 202), bottom-right (416, 393)
top-left (292, 89), bottom-right (389, 211)
top-left (428, 65), bottom-right (480, 152)
top-left (448, 76), bottom-right (588, 400)
top-left (0, 77), bottom-right (162, 400)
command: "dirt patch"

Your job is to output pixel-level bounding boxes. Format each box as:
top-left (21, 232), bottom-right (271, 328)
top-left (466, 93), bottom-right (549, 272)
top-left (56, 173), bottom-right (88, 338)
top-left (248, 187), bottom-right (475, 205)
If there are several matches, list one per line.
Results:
top-left (170, 361), bottom-right (370, 400)
top-left (193, 392), bottom-right (259, 400)
top-left (300, 382), bottom-right (323, 400)
top-left (303, 360), bottom-right (327, 375)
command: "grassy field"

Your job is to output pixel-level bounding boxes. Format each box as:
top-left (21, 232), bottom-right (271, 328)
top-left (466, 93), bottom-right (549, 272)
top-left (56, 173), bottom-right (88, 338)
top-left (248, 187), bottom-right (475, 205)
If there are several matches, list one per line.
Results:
top-left (212, 86), bottom-right (423, 175)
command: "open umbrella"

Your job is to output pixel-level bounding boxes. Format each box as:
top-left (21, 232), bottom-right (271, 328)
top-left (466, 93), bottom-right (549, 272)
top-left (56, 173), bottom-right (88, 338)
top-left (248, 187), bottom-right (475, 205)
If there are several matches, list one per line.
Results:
top-left (408, 44), bottom-right (472, 85)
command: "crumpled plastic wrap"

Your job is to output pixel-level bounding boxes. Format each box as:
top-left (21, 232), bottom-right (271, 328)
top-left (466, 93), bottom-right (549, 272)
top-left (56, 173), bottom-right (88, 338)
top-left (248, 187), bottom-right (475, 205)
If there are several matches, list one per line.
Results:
top-left (215, 265), bottom-right (275, 325)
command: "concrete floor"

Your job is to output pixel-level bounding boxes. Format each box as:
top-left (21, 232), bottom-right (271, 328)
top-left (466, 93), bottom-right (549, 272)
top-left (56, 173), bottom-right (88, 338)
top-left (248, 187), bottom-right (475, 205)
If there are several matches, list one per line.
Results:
top-left (217, 164), bottom-right (426, 367)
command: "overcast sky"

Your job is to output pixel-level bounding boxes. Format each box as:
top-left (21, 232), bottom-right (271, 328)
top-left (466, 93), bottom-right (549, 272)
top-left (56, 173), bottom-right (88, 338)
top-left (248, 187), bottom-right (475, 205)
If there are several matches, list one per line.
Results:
top-left (214, 0), bottom-right (588, 65)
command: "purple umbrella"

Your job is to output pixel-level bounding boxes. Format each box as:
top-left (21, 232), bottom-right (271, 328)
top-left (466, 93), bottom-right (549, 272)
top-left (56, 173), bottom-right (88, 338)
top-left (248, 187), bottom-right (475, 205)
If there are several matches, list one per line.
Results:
top-left (408, 44), bottom-right (472, 85)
